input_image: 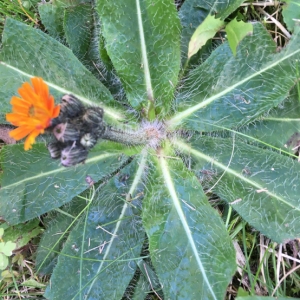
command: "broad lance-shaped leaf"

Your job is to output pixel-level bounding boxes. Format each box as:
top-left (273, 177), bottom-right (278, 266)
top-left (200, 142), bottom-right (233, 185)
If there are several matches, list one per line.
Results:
top-left (176, 137), bottom-right (300, 243)
top-left (38, 0), bottom-right (92, 39)
top-left (96, 0), bottom-right (181, 116)
top-left (0, 18), bottom-right (124, 123)
top-left (45, 155), bottom-right (146, 299)
top-left (0, 142), bottom-right (137, 225)
top-left (142, 149), bottom-right (236, 300)
top-left (64, 4), bottom-right (93, 61)
top-left (170, 23), bottom-right (300, 131)
top-left (38, 3), bottom-right (65, 39)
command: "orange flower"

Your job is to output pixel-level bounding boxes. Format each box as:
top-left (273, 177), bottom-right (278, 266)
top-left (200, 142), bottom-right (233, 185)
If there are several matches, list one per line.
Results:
top-left (6, 77), bottom-right (60, 150)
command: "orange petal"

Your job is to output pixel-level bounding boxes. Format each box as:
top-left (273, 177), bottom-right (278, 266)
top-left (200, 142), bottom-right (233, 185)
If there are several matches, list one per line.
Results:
top-left (24, 129), bottom-right (41, 150)
top-left (6, 112), bottom-right (31, 123)
top-left (9, 126), bottom-right (33, 141)
top-left (10, 96), bottom-right (30, 107)
top-left (31, 77), bottom-right (49, 102)
top-left (18, 82), bottom-right (39, 105)
top-left (11, 105), bottom-right (31, 115)
top-left (46, 95), bottom-right (55, 112)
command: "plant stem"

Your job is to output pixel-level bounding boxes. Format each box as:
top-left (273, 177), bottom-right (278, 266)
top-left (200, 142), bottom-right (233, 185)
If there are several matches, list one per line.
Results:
top-left (102, 125), bottom-right (147, 146)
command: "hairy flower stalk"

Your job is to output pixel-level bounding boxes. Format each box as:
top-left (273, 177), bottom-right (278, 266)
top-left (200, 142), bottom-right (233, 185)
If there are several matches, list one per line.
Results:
top-left (49, 95), bottom-right (167, 166)
top-left (102, 120), bottom-right (166, 148)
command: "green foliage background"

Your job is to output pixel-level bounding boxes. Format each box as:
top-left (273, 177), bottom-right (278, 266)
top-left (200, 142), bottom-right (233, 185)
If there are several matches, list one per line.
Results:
top-left (0, 0), bottom-right (300, 299)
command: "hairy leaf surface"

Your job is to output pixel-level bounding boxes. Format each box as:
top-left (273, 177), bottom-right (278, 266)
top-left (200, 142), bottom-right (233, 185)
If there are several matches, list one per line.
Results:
top-left (0, 143), bottom-right (134, 224)
top-left (177, 137), bottom-right (300, 243)
top-left (142, 150), bottom-right (235, 300)
top-left (45, 157), bottom-right (146, 299)
top-left (64, 4), bottom-right (94, 61)
top-left (171, 24), bottom-right (300, 131)
top-left (96, 0), bottom-right (181, 115)
top-left (38, 3), bottom-right (65, 39)
top-left (36, 198), bottom-right (88, 275)
top-left (242, 87), bottom-right (300, 154)
top-left (0, 18), bottom-right (124, 123)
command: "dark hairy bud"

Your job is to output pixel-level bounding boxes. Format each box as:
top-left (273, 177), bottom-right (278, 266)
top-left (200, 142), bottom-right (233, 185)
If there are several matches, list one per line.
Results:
top-left (47, 141), bottom-right (64, 159)
top-left (47, 95), bottom-right (106, 167)
top-left (82, 107), bottom-right (105, 138)
top-left (53, 123), bottom-right (81, 142)
top-left (60, 94), bottom-right (85, 119)
top-left (60, 143), bottom-right (88, 167)
top-left (82, 107), bottom-right (104, 124)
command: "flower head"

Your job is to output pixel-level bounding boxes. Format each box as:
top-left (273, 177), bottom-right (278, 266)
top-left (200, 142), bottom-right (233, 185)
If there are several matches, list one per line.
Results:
top-left (6, 77), bottom-right (60, 150)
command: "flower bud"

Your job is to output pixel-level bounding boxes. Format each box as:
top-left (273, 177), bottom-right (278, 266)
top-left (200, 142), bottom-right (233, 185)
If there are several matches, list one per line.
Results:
top-left (80, 133), bottom-right (97, 149)
top-left (82, 107), bottom-right (105, 138)
top-left (60, 143), bottom-right (88, 167)
top-left (53, 123), bottom-right (81, 142)
top-left (60, 94), bottom-right (85, 119)
top-left (47, 141), bottom-right (63, 159)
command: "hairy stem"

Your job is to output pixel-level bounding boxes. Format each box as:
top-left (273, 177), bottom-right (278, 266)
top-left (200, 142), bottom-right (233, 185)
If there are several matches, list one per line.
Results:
top-left (102, 125), bottom-right (147, 146)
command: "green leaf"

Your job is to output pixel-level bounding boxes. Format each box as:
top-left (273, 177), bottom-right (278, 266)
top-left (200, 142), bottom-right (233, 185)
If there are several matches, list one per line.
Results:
top-left (236, 297), bottom-right (295, 300)
top-left (21, 279), bottom-right (46, 288)
top-left (36, 197), bottom-right (88, 275)
top-left (45, 157), bottom-right (146, 299)
top-left (177, 136), bottom-right (300, 243)
top-left (96, 0), bottom-right (181, 116)
top-left (132, 274), bottom-right (152, 300)
top-left (38, 3), bottom-right (65, 39)
top-left (64, 4), bottom-right (93, 61)
top-left (225, 18), bottom-right (253, 56)
top-left (179, 0), bottom-right (246, 61)
top-left (0, 229), bottom-right (4, 239)
top-left (242, 86), bottom-right (300, 155)
top-left (0, 241), bottom-right (16, 256)
top-left (142, 149), bottom-right (235, 300)
top-left (179, 0), bottom-right (216, 62)
top-left (215, 0), bottom-right (246, 19)
top-left (188, 14), bottom-right (224, 59)
top-left (0, 18), bottom-right (124, 123)
top-left (2, 219), bottom-right (43, 249)
top-left (38, 0), bottom-right (93, 39)
top-left (137, 259), bottom-right (161, 291)
top-left (282, 0), bottom-right (300, 32)
top-left (0, 254), bottom-right (8, 270)
top-left (0, 142), bottom-right (133, 225)
top-left (170, 23), bottom-right (300, 131)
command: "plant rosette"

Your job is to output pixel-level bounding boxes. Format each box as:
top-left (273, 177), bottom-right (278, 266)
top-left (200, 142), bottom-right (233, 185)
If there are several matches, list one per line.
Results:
top-left (1, 0), bottom-right (300, 299)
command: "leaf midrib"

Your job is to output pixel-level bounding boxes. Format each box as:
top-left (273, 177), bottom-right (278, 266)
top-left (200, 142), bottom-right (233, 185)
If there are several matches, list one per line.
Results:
top-left (135, 0), bottom-right (154, 103)
top-left (169, 47), bottom-right (300, 126)
top-left (0, 61), bottom-right (124, 121)
top-left (0, 153), bottom-right (116, 190)
top-left (85, 153), bottom-right (147, 297)
top-left (176, 140), bottom-right (300, 211)
top-left (159, 150), bottom-right (217, 300)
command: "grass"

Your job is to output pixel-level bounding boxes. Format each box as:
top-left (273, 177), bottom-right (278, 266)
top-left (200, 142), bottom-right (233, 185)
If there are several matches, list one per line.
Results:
top-left (1, 0), bottom-right (300, 299)
top-left (0, 0), bottom-right (40, 39)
